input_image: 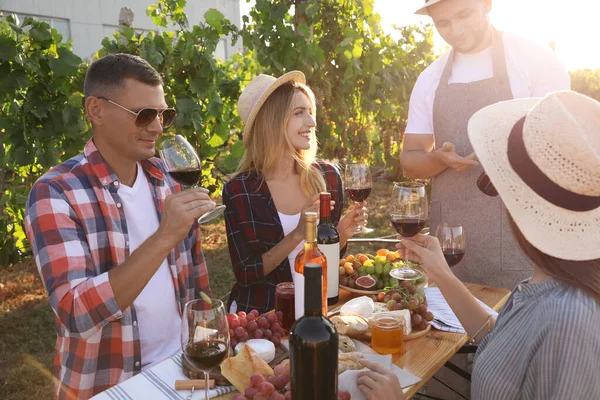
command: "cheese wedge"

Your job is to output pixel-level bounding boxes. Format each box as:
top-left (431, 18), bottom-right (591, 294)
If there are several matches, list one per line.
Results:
top-left (220, 344), bottom-right (274, 392)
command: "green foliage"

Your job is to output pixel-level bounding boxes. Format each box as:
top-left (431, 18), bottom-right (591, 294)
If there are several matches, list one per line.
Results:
top-left (99, 0), bottom-right (242, 194)
top-left (242, 0), bottom-right (436, 175)
top-left (570, 69), bottom-right (600, 101)
top-left (0, 12), bottom-right (87, 266)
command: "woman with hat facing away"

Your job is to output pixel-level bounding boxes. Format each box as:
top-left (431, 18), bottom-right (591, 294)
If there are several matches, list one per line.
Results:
top-left (222, 71), bottom-right (368, 314)
top-left (356, 90), bottom-right (600, 399)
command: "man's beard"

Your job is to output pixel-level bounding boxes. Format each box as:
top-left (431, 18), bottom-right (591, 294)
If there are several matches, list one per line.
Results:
top-left (455, 18), bottom-right (492, 54)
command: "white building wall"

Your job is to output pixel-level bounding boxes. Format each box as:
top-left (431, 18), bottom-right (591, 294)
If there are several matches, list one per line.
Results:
top-left (0, 0), bottom-right (242, 61)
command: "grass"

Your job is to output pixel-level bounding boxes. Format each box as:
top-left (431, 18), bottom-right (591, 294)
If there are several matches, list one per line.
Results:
top-left (0, 180), bottom-right (399, 399)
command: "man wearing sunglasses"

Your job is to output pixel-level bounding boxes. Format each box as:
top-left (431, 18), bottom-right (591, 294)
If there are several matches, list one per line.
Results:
top-left (24, 53), bottom-right (216, 399)
top-left (400, 0), bottom-right (570, 290)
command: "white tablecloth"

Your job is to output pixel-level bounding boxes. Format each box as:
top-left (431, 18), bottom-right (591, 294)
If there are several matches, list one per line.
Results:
top-left (91, 352), bottom-right (235, 400)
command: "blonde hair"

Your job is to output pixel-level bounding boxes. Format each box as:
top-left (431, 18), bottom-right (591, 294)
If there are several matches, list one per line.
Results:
top-left (237, 81), bottom-right (326, 197)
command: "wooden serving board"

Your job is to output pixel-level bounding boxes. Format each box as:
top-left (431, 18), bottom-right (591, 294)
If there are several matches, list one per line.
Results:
top-left (181, 343), bottom-right (289, 385)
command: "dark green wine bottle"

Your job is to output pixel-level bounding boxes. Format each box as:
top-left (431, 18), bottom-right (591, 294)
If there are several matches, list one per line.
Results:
top-left (289, 263), bottom-right (338, 400)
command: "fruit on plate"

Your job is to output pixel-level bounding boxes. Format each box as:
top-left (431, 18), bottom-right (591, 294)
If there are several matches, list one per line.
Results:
top-left (371, 279), bottom-right (433, 332)
top-left (340, 248), bottom-right (426, 290)
top-left (355, 275), bottom-right (376, 290)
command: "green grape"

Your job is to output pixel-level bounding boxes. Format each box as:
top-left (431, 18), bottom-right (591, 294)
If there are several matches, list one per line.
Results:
top-left (383, 263), bottom-right (392, 274)
top-left (375, 263), bottom-right (383, 275)
top-left (366, 265), bottom-right (376, 274)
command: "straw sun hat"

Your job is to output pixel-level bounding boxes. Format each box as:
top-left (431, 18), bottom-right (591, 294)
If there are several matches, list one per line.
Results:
top-left (468, 90), bottom-right (600, 261)
top-left (414, 0), bottom-right (447, 15)
top-left (237, 71), bottom-right (306, 147)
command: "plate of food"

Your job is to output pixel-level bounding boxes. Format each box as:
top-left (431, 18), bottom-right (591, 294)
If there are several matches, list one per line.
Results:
top-left (339, 249), bottom-right (428, 295)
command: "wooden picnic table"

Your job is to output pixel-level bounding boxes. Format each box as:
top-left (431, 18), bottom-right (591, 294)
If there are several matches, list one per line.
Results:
top-left (217, 282), bottom-right (510, 399)
top-left (337, 283), bottom-right (510, 398)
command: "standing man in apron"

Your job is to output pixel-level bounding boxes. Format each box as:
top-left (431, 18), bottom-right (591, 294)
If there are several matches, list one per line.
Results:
top-left (401, 0), bottom-right (570, 290)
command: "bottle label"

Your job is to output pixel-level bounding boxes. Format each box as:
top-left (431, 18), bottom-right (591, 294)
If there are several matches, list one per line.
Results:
top-left (293, 270), bottom-right (305, 320)
top-left (320, 243), bottom-right (340, 299)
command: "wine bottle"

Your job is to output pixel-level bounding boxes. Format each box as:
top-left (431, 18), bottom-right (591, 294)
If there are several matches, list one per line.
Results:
top-left (289, 263), bottom-right (338, 400)
top-left (294, 212), bottom-right (328, 320)
top-left (318, 192), bottom-right (340, 306)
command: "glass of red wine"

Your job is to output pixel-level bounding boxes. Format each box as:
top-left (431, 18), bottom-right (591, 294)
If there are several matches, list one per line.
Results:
top-left (344, 162), bottom-right (373, 233)
top-left (389, 182), bottom-right (428, 280)
top-left (437, 224), bottom-right (465, 267)
top-left (159, 135), bottom-right (225, 224)
top-left (182, 297), bottom-right (230, 400)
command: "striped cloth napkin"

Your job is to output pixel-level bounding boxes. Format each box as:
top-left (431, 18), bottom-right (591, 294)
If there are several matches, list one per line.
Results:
top-left (91, 351), bottom-right (236, 399)
top-left (425, 287), bottom-right (498, 334)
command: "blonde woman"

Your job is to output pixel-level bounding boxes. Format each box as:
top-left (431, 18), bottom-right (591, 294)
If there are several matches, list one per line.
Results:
top-left (222, 71), bottom-right (366, 314)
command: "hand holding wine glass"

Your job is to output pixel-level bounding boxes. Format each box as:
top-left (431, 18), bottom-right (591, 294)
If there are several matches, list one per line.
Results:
top-left (395, 234), bottom-right (454, 284)
top-left (344, 162), bottom-right (373, 233)
top-left (182, 297), bottom-right (230, 400)
top-left (437, 224), bottom-right (465, 267)
top-left (389, 182), bottom-right (428, 280)
top-left (159, 135), bottom-right (226, 224)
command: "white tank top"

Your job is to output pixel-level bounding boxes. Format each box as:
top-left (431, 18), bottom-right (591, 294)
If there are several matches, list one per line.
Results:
top-left (277, 212), bottom-right (304, 279)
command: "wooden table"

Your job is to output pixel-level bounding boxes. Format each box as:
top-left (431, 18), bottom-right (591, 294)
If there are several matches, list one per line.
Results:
top-left (218, 282), bottom-right (510, 399)
top-left (335, 283), bottom-right (511, 399)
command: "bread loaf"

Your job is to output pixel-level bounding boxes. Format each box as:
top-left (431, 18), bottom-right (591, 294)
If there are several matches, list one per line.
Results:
top-left (220, 344), bottom-right (274, 392)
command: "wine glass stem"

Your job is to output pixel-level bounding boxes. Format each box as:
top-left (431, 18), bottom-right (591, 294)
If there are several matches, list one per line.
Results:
top-left (204, 372), bottom-right (210, 400)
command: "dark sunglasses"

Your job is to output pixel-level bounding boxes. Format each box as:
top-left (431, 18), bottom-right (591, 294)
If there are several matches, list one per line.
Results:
top-left (98, 97), bottom-right (176, 129)
top-left (477, 172), bottom-right (498, 197)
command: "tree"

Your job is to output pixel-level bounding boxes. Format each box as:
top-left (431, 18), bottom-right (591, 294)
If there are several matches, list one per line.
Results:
top-left (242, 0), bottom-right (436, 174)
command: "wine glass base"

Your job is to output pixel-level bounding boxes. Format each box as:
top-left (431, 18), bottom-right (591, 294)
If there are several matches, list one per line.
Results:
top-left (197, 204), bottom-right (226, 224)
top-left (355, 226), bottom-right (374, 234)
top-left (389, 267), bottom-right (423, 281)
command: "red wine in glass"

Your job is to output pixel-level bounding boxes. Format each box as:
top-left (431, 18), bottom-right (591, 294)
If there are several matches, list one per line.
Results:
top-left (391, 217), bottom-right (427, 237)
top-left (347, 187), bottom-right (372, 202)
top-left (159, 135), bottom-right (226, 224)
top-left (169, 167), bottom-right (201, 186)
top-left (437, 225), bottom-right (466, 268)
top-left (183, 340), bottom-right (228, 371)
top-left (443, 249), bottom-right (465, 267)
top-left (344, 162), bottom-right (373, 233)
top-left (182, 298), bottom-right (230, 400)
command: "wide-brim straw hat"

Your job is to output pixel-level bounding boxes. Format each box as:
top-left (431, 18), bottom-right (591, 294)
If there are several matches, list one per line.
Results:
top-left (414, 0), bottom-right (446, 15)
top-left (468, 90), bottom-right (600, 261)
top-left (237, 71), bottom-right (306, 147)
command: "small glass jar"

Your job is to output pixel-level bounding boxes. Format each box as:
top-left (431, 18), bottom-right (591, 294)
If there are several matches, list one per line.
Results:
top-left (371, 312), bottom-right (405, 355)
top-left (275, 282), bottom-right (295, 331)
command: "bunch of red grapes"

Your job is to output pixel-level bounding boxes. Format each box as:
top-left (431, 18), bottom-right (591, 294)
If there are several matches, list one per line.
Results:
top-left (231, 363), bottom-right (351, 400)
top-left (375, 280), bottom-right (434, 331)
top-left (227, 309), bottom-right (286, 348)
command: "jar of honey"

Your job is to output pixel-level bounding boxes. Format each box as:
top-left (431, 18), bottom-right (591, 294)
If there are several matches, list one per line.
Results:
top-left (371, 312), bottom-right (404, 355)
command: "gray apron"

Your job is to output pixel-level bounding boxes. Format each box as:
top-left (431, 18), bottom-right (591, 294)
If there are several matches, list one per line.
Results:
top-left (430, 28), bottom-right (532, 289)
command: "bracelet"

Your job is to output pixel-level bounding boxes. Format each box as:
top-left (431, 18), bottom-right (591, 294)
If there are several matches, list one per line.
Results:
top-left (468, 315), bottom-right (492, 345)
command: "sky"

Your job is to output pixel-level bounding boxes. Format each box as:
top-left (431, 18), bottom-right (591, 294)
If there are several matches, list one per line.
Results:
top-left (240, 0), bottom-right (600, 71)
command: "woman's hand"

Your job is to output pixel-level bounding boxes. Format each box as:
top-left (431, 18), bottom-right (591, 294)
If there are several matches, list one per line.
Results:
top-left (356, 359), bottom-right (406, 400)
top-left (396, 234), bottom-right (453, 283)
top-left (291, 194), bottom-right (321, 240)
top-left (337, 201), bottom-right (368, 244)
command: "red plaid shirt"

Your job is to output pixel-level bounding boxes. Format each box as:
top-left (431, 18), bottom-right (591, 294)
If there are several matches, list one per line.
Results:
top-left (222, 162), bottom-right (344, 314)
top-left (24, 139), bottom-right (210, 400)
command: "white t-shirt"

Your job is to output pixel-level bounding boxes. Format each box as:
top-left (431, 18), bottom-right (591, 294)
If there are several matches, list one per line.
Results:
top-left (406, 31), bottom-right (570, 135)
top-left (118, 164), bottom-right (182, 370)
top-left (278, 212), bottom-right (304, 277)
